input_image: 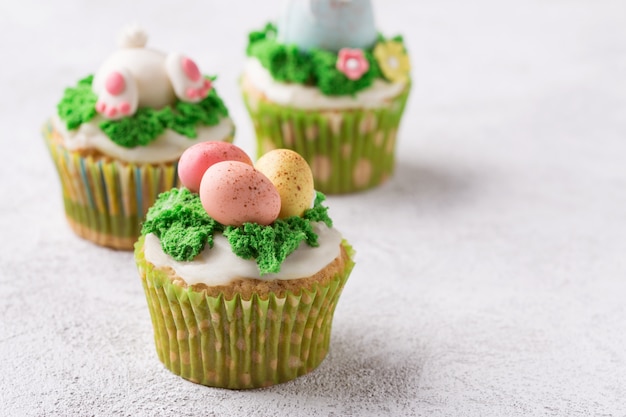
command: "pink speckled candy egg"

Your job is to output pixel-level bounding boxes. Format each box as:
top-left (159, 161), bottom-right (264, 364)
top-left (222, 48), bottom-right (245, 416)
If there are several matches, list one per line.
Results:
top-left (255, 149), bottom-right (314, 219)
top-left (178, 141), bottom-right (253, 192)
top-left (199, 161), bottom-right (281, 226)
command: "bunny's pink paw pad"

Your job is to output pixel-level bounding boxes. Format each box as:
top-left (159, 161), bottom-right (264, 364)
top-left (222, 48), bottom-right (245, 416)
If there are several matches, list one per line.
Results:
top-left (94, 68), bottom-right (138, 120)
top-left (166, 53), bottom-right (212, 103)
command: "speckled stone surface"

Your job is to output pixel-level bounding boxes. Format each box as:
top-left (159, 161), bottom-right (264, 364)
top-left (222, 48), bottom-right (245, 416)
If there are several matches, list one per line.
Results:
top-left (1, 0), bottom-right (626, 415)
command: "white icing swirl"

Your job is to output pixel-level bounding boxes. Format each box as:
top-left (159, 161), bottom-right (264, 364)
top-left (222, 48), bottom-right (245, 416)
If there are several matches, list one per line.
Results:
top-left (242, 57), bottom-right (406, 110)
top-left (143, 222), bottom-right (343, 286)
top-left (51, 115), bottom-right (234, 164)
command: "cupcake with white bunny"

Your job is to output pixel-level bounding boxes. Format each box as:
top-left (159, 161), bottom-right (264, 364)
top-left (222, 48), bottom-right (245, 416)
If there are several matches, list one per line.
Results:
top-left (44, 25), bottom-right (235, 249)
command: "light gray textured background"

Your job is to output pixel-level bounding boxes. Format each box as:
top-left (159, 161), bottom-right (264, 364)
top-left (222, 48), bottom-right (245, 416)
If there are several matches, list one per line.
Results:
top-left (1, 0), bottom-right (625, 416)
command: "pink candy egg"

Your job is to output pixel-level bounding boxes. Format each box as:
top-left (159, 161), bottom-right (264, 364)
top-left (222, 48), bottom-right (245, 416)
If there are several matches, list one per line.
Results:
top-left (178, 141), bottom-right (253, 193)
top-left (199, 161), bottom-right (281, 226)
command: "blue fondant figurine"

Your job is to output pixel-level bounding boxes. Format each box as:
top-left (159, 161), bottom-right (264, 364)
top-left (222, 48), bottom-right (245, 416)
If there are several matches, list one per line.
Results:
top-left (277, 0), bottom-right (378, 52)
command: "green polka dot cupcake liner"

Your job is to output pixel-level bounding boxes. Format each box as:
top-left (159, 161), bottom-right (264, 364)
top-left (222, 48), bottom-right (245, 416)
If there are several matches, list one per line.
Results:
top-left (43, 121), bottom-right (191, 250)
top-left (135, 236), bottom-right (355, 389)
top-left (243, 86), bottom-right (410, 194)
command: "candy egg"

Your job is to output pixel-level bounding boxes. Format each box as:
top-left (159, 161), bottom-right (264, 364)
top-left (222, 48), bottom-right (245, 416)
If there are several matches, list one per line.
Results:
top-left (199, 161), bottom-right (281, 226)
top-left (178, 141), bottom-right (253, 192)
top-left (255, 149), bottom-right (314, 219)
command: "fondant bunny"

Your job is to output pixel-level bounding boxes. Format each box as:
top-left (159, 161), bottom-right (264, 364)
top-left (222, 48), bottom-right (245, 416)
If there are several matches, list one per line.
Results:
top-left (92, 25), bottom-right (211, 120)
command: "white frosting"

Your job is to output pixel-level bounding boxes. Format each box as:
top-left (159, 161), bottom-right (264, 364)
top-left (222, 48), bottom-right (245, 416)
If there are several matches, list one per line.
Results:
top-left (143, 222), bottom-right (343, 286)
top-left (51, 115), bottom-right (234, 164)
top-left (243, 57), bottom-right (406, 109)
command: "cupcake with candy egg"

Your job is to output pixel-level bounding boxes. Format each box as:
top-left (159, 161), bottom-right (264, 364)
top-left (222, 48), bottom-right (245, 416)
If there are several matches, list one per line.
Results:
top-left (241, 0), bottom-right (411, 194)
top-left (135, 141), bottom-right (354, 389)
top-left (43, 25), bottom-right (235, 249)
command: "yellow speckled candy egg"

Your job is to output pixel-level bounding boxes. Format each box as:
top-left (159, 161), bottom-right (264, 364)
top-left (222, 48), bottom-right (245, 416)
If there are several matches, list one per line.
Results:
top-left (255, 149), bottom-right (314, 219)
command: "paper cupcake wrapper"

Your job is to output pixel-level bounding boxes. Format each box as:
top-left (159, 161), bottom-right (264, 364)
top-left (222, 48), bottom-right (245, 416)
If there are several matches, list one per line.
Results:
top-left (136, 236), bottom-right (355, 389)
top-left (243, 85), bottom-right (410, 194)
top-left (43, 122), bottom-right (233, 250)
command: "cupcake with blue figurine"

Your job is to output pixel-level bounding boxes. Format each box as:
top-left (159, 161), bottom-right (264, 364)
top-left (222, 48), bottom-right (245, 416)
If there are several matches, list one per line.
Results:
top-left (241, 0), bottom-right (411, 194)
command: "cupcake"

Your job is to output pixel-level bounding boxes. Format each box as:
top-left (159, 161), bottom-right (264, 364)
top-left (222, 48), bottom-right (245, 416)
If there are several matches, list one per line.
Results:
top-left (135, 142), bottom-right (355, 389)
top-left (44, 25), bottom-right (235, 249)
top-left (241, 0), bottom-right (411, 194)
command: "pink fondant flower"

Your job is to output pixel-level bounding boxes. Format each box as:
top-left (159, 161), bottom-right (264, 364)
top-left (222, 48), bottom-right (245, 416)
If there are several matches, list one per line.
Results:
top-left (336, 48), bottom-right (370, 80)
